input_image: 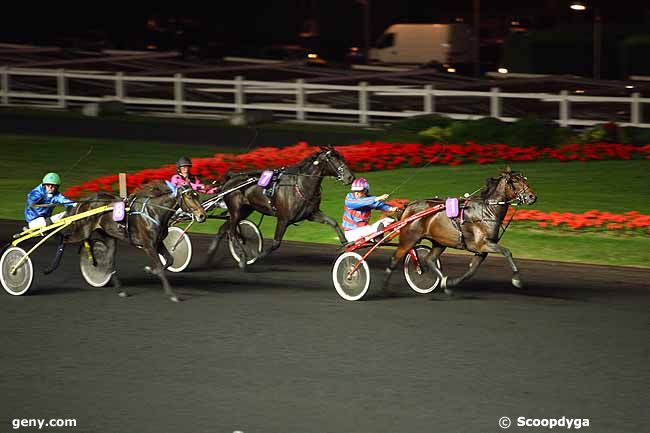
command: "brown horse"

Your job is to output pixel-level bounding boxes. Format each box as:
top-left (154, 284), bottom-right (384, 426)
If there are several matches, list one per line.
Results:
top-left (382, 168), bottom-right (537, 295)
top-left (209, 145), bottom-right (356, 269)
top-left (55, 181), bottom-right (206, 301)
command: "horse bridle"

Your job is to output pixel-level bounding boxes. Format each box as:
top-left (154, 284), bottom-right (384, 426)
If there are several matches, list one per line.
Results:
top-left (175, 185), bottom-right (207, 222)
top-left (505, 174), bottom-right (532, 204)
top-left (484, 174), bottom-right (531, 206)
top-left (320, 150), bottom-right (348, 182)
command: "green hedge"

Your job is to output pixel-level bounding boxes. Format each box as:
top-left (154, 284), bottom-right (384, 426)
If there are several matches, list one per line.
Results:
top-left (381, 115), bottom-right (650, 147)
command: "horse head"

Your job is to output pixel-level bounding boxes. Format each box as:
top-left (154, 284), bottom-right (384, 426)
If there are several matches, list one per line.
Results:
top-left (176, 184), bottom-right (207, 222)
top-left (497, 167), bottom-right (537, 205)
top-left (316, 145), bottom-right (355, 184)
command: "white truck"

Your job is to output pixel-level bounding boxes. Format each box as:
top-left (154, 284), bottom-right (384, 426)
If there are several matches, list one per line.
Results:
top-left (368, 23), bottom-right (472, 66)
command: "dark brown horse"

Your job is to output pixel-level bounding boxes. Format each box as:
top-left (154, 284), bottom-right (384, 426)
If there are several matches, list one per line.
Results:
top-left (382, 168), bottom-right (537, 295)
top-left (209, 145), bottom-right (355, 268)
top-left (57, 181), bottom-right (206, 301)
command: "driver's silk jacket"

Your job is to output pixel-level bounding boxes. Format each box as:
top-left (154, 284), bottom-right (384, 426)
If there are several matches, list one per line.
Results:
top-left (342, 193), bottom-right (391, 231)
top-left (24, 184), bottom-right (75, 222)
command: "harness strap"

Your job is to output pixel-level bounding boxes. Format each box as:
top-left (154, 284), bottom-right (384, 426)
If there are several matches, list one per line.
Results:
top-left (129, 197), bottom-right (160, 226)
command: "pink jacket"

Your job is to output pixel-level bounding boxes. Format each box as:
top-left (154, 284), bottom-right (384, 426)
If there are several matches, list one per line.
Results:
top-left (170, 174), bottom-right (217, 194)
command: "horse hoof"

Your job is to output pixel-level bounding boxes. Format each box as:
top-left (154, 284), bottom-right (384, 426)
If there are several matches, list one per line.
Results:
top-left (118, 291), bottom-right (129, 298)
top-left (170, 295), bottom-right (182, 302)
top-left (512, 277), bottom-right (524, 289)
top-left (444, 287), bottom-right (455, 296)
top-left (144, 266), bottom-right (153, 274)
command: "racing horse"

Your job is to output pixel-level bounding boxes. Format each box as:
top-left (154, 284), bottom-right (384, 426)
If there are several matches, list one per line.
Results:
top-left (55, 181), bottom-right (206, 301)
top-left (382, 167), bottom-right (537, 295)
top-left (209, 145), bottom-right (355, 269)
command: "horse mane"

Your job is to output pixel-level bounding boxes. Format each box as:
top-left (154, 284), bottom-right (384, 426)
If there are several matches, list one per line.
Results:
top-left (132, 180), bottom-right (173, 197)
top-left (284, 151), bottom-right (321, 174)
top-left (480, 168), bottom-right (523, 200)
top-left (480, 177), bottom-right (501, 200)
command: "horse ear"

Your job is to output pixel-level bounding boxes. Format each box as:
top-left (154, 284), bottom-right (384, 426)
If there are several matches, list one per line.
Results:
top-left (503, 165), bottom-right (512, 174)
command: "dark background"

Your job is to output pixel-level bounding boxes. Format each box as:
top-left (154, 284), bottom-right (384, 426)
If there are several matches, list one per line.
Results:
top-left (3, 1), bottom-right (650, 58)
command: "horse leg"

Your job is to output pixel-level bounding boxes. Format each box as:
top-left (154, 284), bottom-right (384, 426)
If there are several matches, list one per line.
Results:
top-left (423, 245), bottom-right (447, 283)
top-left (258, 219), bottom-right (289, 259)
top-left (382, 241), bottom-right (417, 294)
top-left (227, 207), bottom-right (255, 270)
top-left (101, 236), bottom-right (127, 298)
top-left (206, 222), bottom-right (229, 261)
top-left (441, 253), bottom-right (487, 295)
top-left (158, 241), bottom-right (174, 271)
top-left (308, 210), bottom-right (347, 244)
top-left (43, 234), bottom-right (66, 275)
top-left (479, 241), bottom-right (523, 288)
top-left (142, 242), bottom-right (180, 302)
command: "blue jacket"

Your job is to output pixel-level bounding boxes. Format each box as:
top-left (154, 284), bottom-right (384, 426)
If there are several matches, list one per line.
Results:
top-left (24, 184), bottom-right (75, 222)
top-left (342, 192), bottom-right (391, 231)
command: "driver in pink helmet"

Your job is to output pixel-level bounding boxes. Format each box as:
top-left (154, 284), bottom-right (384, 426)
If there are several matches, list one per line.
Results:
top-left (170, 156), bottom-right (218, 194)
top-left (341, 177), bottom-right (398, 242)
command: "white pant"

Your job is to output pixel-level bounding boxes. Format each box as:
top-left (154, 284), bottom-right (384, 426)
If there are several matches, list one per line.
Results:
top-left (344, 217), bottom-right (395, 242)
top-left (28, 211), bottom-right (66, 229)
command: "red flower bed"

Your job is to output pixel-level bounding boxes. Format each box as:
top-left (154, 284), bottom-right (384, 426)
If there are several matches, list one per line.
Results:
top-left (507, 209), bottom-right (650, 233)
top-left (63, 141), bottom-right (650, 199)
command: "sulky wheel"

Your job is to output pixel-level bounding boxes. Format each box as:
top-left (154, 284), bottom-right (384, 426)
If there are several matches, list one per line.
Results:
top-left (159, 226), bottom-right (193, 273)
top-left (332, 251), bottom-right (371, 301)
top-left (403, 245), bottom-right (442, 294)
top-left (80, 239), bottom-right (114, 287)
top-left (1, 246), bottom-right (34, 296)
top-left (228, 220), bottom-right (263, 265)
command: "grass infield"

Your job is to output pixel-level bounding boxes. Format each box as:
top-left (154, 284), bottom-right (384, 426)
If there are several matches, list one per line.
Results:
top-left (1, 135), bottom-right (648, 268)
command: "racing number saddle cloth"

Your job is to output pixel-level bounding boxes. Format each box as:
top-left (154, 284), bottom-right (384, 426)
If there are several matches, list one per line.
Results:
top-left (258, 170), bottom-right (282, 208)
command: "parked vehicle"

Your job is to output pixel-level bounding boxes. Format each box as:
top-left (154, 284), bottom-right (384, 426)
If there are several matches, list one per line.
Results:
top-left (368, 23), bottom-right (472, 68)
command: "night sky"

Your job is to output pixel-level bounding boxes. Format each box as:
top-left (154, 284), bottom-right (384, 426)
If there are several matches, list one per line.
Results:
top-left (3, 1), bottom-right (649, 57)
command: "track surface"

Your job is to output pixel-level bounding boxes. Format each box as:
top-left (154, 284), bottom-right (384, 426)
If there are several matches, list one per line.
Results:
top-left (0, 220), bottom-right (648, 433)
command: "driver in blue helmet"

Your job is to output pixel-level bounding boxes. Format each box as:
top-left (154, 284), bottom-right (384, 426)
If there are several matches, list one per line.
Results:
top-left (24, 172), bottom-right (76, 229)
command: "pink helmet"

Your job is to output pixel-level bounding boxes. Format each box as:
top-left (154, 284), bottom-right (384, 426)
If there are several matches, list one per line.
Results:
top-left (351, 177), bottom-right (369, 192)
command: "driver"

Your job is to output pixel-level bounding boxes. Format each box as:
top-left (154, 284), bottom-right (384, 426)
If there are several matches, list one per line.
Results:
top-left (24, 172), bottom-right (76, 229)
top-left (170, 156), bottom-right (218, 194)
top-left (342, 177), bottom-right (398, 242)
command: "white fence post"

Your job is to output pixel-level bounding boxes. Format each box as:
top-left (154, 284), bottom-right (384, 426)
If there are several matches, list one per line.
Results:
top-left (57, 69), bottom-right (67, 108)
top-left (118, 173), bottom-right (127, 198)
top-left (424, 84), bottom-right (434, 113)
top-left (359, 81), bottom-right (369, 126)
top-left (559, 90), bottom-right (570, 127)
top-left (234, 75), bottom-right (245, 114)
top-left (296, 78), bottom-right (306, 121)
top-left (631, 92), bottom-right (641, 125)
top-left (174, 73), bottom-right (184, 115)
top-left (490, 87), bottom-right (501, 118)
top-left (115, 72), bottom-right (125, 100)
top-left (0, 67), bottom-right (8, 105)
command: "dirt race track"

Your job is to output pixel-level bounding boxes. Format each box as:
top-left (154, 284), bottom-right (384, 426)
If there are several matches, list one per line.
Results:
top-left (0, 219), bottom-right (648, 433)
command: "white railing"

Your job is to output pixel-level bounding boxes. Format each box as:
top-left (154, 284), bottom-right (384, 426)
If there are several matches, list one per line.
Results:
top-left (0, 66), bottom-right (648, 128)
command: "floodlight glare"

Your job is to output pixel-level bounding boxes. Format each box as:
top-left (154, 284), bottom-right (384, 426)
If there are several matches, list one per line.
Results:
top-left (570, 1), bottom-right (587, 11)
